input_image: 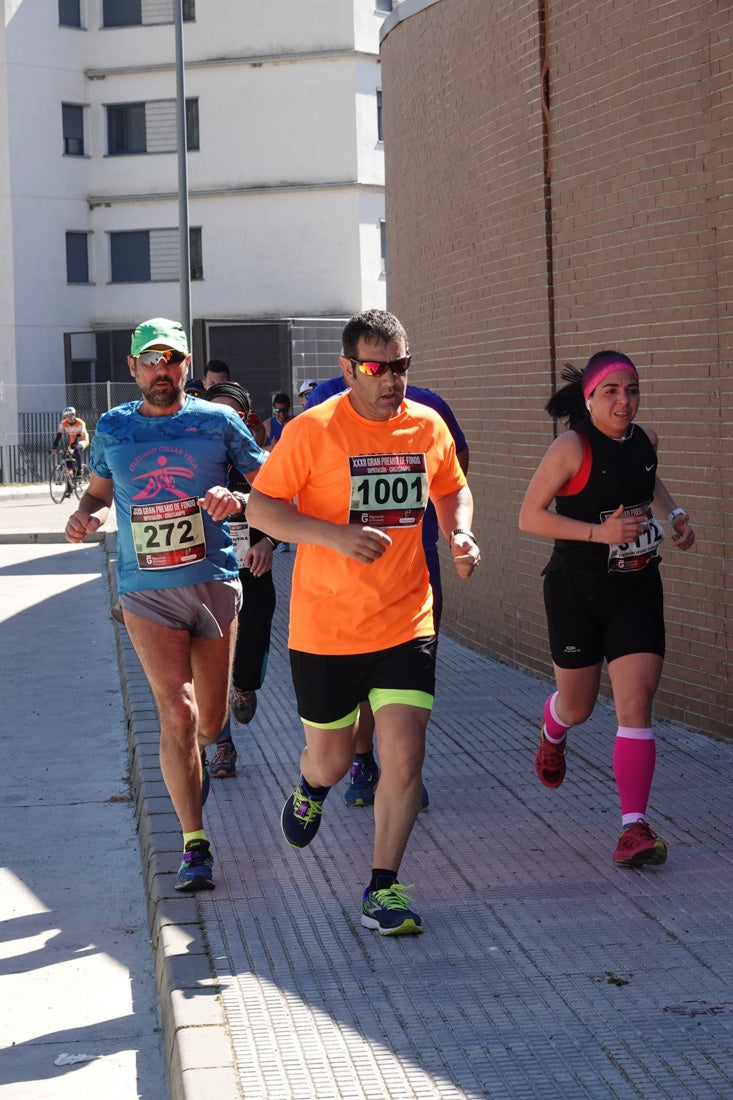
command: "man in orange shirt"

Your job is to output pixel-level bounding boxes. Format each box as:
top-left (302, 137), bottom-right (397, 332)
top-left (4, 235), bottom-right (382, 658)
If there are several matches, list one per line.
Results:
top-left (247, 309), bottom-right (481, 935)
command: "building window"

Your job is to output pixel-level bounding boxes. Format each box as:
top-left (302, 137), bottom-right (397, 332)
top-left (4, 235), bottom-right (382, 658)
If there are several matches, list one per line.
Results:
top-left (190, 227), bottom-right (203, 280)
top-left (66, 232), bottom-right (90, 284)
top-left (102, 0), bottom-right (194, 27)
top-left (376, 89), bottom-right (383, 143)
top-left (59, 0), bottom-right (82, 27)
top-left (62, 104), bottom-right (85, 156)
top-left (107, 99), bottom-right (199, 155)
top-left (110, 230), bottom-right (150, 282)
top-left (185, 99), bottom-right (200, 151)
top-left (102, 0), bottom-right (141, 27)
top-left (375, 0), bottom-right (393, 10)
top-left (110, 227), bottom-right (203, 283)
top-left (107, 103), bottom-right (146, 155)
top-left (380, 220), bottom-right (387, 275)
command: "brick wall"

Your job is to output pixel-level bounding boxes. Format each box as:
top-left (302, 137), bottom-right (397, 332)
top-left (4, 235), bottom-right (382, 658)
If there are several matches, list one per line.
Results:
top-left (381, 0), bottom-right (732, 736)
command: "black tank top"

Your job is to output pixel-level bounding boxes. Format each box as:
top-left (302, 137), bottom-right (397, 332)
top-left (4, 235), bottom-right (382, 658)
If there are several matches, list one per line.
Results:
top-left (548, 419), bottom-right (659, 575)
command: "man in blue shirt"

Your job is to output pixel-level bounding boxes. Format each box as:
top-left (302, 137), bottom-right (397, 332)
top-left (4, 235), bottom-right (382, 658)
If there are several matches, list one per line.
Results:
top-left (65, 318), bottom-right (266, 893)
top-left (306, 374), bottom-right (469, 807)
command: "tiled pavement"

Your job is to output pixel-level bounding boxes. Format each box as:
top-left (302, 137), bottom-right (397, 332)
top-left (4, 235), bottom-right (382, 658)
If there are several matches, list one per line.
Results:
top-left (113, 545), bottom-right (733, 1100)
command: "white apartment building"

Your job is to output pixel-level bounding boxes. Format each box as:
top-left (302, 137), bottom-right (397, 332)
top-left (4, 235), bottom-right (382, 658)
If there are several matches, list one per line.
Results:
top-left (0, 0), bottom-right (391, 474)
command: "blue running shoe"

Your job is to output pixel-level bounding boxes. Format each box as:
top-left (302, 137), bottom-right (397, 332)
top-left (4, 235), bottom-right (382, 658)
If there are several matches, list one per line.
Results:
top-left (361, 882), bottom-right (423, 936)
top-left (175, 840), bottom-right (214, 891)
top-left (281, 782), bottom-right (326, 848)
top-left (201, 749), bottom-right (210, 806)
top-left (344, 757), bottom-right (380, 807)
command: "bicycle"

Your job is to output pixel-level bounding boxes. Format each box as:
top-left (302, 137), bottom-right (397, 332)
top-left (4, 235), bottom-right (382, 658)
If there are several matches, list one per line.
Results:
top-left (49, 449), bottom-right (90, 503)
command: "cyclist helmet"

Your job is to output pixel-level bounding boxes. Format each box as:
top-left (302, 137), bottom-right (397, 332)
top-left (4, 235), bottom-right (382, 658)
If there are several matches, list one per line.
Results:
top-left (63, 405), bottom-right (76, 417)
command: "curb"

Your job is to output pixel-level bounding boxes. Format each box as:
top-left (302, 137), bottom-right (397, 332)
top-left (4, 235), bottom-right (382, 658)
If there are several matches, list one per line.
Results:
top-left (103, 533), bottom-right (243, 1100)
top-left (0, 483), bottom-right (51, 500)
top-left (0, 530), bottom-right (107, 545)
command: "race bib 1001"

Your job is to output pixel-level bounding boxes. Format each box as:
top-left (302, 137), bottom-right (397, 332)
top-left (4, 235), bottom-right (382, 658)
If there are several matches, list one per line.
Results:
top-left (349, 452), bottom-right (428, 529)
top-left (131, 495), bottom-right (206, 569)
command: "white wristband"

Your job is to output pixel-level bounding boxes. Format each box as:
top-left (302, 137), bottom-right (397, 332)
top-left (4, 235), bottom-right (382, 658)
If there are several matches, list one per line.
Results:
top-left (667, 507), bottom-right (687, 524)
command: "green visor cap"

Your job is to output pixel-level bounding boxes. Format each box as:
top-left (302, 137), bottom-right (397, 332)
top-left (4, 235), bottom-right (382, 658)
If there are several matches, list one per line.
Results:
top-left (131, 317), bottom-right (189, 357)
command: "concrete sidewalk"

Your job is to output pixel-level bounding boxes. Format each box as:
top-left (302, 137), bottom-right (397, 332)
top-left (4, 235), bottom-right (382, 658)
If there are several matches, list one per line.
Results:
top-left (0, 536), bottom-right (165, 1098)
top-left (3, 487), bottom-right (733, 1099)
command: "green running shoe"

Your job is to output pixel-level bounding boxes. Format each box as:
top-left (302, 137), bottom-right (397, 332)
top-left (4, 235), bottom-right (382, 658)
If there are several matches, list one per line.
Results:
top-left (361, 882), bottom-right (423, 936)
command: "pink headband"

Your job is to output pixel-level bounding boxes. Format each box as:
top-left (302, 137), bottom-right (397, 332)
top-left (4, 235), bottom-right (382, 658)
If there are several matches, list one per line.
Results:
top-left (582, 354), bottom-right (639, 400)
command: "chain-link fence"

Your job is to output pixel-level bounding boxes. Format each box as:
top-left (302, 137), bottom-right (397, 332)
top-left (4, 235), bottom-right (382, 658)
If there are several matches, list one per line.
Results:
top-left (0, 382), bottom-right (139, 485)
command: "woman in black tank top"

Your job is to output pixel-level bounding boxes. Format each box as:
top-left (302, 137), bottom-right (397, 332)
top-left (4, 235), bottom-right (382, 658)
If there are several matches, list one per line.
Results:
top-left (519, 351), bottom-right (695, 869)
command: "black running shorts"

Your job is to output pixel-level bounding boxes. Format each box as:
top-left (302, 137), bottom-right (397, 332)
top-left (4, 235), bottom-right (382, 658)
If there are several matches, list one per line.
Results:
top-left (289, 636), bottom-right (437, 726)
top-left (543, 564), bottom-right (665, 669)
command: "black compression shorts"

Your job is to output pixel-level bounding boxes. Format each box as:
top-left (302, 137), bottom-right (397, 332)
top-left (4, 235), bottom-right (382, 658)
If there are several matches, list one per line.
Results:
top-left (543, 564), bottom-right (665, 669)
top-left (289, 636), bottom-right (437, 726)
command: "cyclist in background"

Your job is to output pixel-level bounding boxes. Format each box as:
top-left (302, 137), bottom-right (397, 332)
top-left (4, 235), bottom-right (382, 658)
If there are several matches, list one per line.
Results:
top-left (51, 406), bottom-right (89, 478)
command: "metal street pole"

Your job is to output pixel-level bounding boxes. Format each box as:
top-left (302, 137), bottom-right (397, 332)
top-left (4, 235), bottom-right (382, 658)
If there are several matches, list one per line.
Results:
top-left (174, 0), bottom-right (191, 347)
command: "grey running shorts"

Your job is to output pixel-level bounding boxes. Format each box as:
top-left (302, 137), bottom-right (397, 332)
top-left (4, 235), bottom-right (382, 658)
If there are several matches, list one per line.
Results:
top-left (119, 578), bottom-right (243, 639)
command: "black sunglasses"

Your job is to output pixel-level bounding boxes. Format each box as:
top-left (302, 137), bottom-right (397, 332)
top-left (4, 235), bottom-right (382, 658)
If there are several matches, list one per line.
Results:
top-left (347, 355), bottom-right (411, 377)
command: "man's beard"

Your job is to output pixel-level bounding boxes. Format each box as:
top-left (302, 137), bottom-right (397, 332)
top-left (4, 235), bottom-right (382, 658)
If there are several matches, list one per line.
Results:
top-left (139, 378), bottom-right (184, 407)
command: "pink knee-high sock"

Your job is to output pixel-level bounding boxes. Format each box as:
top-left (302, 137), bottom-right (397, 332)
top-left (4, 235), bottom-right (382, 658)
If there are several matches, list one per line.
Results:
top-left (613, 727), bottom-right (656, 826)
top-left (543, 692), bottom-right (571, 743)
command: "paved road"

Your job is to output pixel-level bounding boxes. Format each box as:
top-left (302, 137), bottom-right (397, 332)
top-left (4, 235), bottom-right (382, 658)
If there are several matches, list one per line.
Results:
top-left (3, 487), bottom-right (733, 1100)
top-left (0, 528), bottom-right (165, 1098)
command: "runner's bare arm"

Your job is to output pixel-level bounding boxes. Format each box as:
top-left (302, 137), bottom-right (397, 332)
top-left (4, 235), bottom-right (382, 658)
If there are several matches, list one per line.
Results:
top-left (246, 488), bottom-right (392, 563)
top-left (651, 473), bottom-right (695, 550)
top-left (519, 432), bottom-right (643, 545)
top-left (65, 472), bottom-right (113, 543)
top-left (432, 485), bottom-right (480, 578)
top-left (199, 485), bottom-right (249, 522)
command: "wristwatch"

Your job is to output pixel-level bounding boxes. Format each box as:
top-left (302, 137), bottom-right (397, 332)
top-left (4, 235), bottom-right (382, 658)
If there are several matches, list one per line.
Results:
top-left (230, 491), bottom-right (248, 516)
top-left (667, 508), bottom-right (687, 525)
top-left (450, 528), bottom-right (476, 545)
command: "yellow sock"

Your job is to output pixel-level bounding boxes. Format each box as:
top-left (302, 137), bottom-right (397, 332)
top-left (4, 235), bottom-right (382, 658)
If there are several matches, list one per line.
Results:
top-left (183, 829), bottom-right (208, 850)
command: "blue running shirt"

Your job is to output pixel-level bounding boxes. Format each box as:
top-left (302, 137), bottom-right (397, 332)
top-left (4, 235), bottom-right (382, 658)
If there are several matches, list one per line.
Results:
top-left (90, 397), bottom-right (265, 594)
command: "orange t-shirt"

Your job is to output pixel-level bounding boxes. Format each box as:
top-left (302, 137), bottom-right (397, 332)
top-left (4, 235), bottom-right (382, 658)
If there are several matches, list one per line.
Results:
top-left (253, 392), bottom-right (467, 654)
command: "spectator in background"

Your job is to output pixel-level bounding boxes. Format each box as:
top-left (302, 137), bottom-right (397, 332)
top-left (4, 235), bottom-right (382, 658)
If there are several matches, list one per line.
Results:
top-left (204, 360), bottom-right (230, 389)
top-left (205, 359), bottom-right (266, 446)
top-left (298, 380), bottom-right (319, 408)
top-left (266, 392), bottom-right (292, 447)
top-left (184, 378), bottom-right (206, 397)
